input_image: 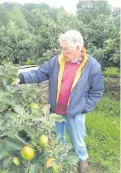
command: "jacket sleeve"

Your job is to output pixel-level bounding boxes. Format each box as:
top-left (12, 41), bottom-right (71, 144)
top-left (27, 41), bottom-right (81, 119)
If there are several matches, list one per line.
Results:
top-left (85, 63), bottom-right (104, 113)
top-left (19, 60), bottom-right (51, 84)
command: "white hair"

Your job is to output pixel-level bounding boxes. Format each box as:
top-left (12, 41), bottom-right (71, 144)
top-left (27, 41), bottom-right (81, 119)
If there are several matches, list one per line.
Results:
top-left (58, 30), bottom-right (84, 50)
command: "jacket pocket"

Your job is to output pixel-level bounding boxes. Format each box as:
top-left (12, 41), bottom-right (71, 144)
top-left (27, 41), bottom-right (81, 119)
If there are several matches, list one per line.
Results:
top-left (68, 97), bottom-right (86, 116)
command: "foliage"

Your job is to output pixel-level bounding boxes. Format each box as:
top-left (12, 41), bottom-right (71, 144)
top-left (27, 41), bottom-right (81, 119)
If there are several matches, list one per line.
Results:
top-left (0, 63), bottom-right (78, 172)
top-left (104, 67), bottom-right (119, 77)
top-left (0, 2), bottom-right (120, 69)
top-left (76, 1), bottom-right (120, 68)
top-left (0, 20), bottom-right (38, 65)
top-left (104, 76), bottom-right (120, 101)
top-left (10, 8), bottom-right (28, 29)
top-left (0, 4), bottom-right (9, 27)
top-left (76, 1), bottom-right (112, 23)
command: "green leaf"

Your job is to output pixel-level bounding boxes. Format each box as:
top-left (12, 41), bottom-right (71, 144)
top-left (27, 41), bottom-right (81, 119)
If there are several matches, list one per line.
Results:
top-left (14, 105), bottom-right (25, 115)
top-left (29, 163), bottom-right (39, 173)
top-left (0, 104), bottom-right (7, 113)
top-left (46, 167), bottom-right (53, 173)
top-left (50, 113), bottom-right (66, 122)
top-left (42, 104), bottom-right (50, 116)
top-left (31, 108), bottom-right (41, 116)
top-left (0, 120), bottom-right (4, 129)
top-left (3, 137), bottom-right (23, 152)
top-left (0, 143), bottom-right (9, 160)
top-left (6, 164), bottom-right (19, 173)
top-left (2, 156), bottom-right (11, 169)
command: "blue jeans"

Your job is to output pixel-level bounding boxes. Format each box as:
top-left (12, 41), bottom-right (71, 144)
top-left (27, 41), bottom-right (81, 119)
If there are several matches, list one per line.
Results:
top-left (55, 113), bottom-right (88, 162)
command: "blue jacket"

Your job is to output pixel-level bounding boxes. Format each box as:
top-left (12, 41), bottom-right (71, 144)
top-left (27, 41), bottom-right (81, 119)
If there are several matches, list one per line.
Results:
top-left (20, 54), bottom-right (104, 119)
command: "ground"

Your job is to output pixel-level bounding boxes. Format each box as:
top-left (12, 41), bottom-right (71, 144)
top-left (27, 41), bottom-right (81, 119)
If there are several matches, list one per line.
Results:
top-left (70, 165), bottom-right (105, 173)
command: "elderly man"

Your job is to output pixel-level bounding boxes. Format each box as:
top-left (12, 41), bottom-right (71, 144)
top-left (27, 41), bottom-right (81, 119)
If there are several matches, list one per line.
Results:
top-left (18, 30), bottom-right (104, 173)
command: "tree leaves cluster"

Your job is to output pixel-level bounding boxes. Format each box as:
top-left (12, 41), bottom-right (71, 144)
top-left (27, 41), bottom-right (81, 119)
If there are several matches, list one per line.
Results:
top-left (0, 62), bottom-right (78, 172)
top-left (0, 1), bottom-right (120, 68)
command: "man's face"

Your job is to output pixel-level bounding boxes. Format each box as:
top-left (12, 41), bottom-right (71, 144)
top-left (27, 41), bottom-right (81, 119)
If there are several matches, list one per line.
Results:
top-left (60, 41), bottom-right (81, 62)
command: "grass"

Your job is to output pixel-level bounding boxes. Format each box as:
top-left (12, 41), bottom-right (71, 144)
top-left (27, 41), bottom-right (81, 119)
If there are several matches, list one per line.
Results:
top-left (103, 67), bottom-right (119, 77)
top-left (94, 97), bottom-right (120, 117)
